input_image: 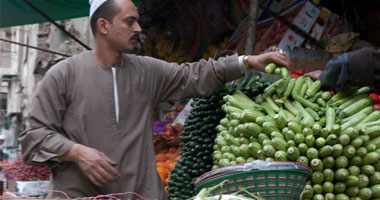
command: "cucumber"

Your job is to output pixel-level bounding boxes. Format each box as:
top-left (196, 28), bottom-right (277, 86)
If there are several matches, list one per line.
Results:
top-left (348, 166), bottom-right (361, 176)
top-left (337, 93), bottom-right (369, 113)
top-left (301, 185), bottom-right (314, 199)
top-left (361, 165), bottom-right (375, 176)
top-left (288, 121), bottom-right (303, 134)
top-left (297, 156), bottom-right (309, 165)
top-left (265, 63), bottom-right (276, 73)
top-left (357, 147), bottom-right (368, 157)
top-left (371, 184), bottom-right (380, 198)
top-left (294, 133), bottom-right (305, 145)
top-left (332, 144), bottom-right (344, 157)
top-left (312, 171), bottom-right (324, 184)
top-left (366, 136), bottom-right (380, 149)
top-left (311, 158), bottom-right (323, 172)
top-left (293, 94), bottom-right (320, 111)
top-left (327, 87), bottom-right (357, 105)
top-left (271, 131), bottom-right (284, 140)
top-left (323, 168), bottom-right (335, 182)
top-left (306, 107), bottom-right (320, 121)
top-left (285, 130), bottom-right (295, 141)
top-left (349, 156), bottom-right (362, 166)
top-left (317, 97), bottom-right (326, 107)
top-left (351, 137), bottom-right (364, 148)
top-left (371, 172), bottom-right (380, 185)
top-left (272, 137), bottom-right (288, 151)
top-left (358, 174), bottom-right (370, 189)
top-left (303, 127), bottom-right (313, 136)
top-left (342, 127), bottom-right (359, 139)
top-left (316, 137), bottom-right (327, 149)
top-left (326, 134), bottom-right (338, 145)
top-left (240, 109), bottom-right (265, 123)
top-left (339, 134), bottom-right (351, 146)
top-left (364, 126), bottom-right (380, 139)
top-left (310, 91), bottom-right (323, 103)
top-left (346, 186), bottom-right (360, 197)
top-left (345, 175), bottom-right (360, 187)
top-left (245, 122), bottom-right (262, 137)
top-left (365, 143), bottom-right (377, 153)
top-left (343, 145), bottom-right (356, 159)
top-left (262, 102), bottom-right (276, 117)
top-left (305, 135), bottom-right (316, 149)
top-left (306, 80), bottom-right (321, 98)
top-left (341, 112), bottom-right (368, 131)
top-left (313, 184), bottom-right (323, 194)
top-left (335, 182), bottom-right (347, 194)
top-left (326, 107), bottom-right (335, 132)
top-left (362, 152), bottom-right (380, 165)
top-left (325, 194), bottom-right (335, 200)
top-left (335, 156), bottom-right (349, 169)
top-left (299, 83), bottom-right (308, 97)
top-left (298, 143), bottom-right (309, 156)
top-left (274, 150), bottom-right (287, 161)
top-left (322, 91), bottom-right (332, 101)
top-left (265, 96), bottom-right (280, 113)
top-left (263, 145), bottom-right (276, 157)
top-left (359, 188), bottom-right (373, 200)
top-left (335, 168), bottom-right (349, 181)
top-left (287, 140), bottom-right (296, 147)
top-left (332, 124), bottom-right (342, 135)
top-left (323, 156), bottom-right (335, 169)
top-left (307, 148), bottom-right (319, 160)
top-left (323, 181), bottom-right (334, 193)
top-left (281, 67), bottom-right (289, 79)
top-left (339, 98), bottom-right (372, 119)
top-left (312, 123), bottom-right (322, 136)
top-left (292, 76), bottom-right (305, 96)
top-left (274, 67), bottom-right (281, 75)
top-left (262, 121), bottom-right (280, 135)
top-left (336, 193), bottom-right (349, 200)
top-left (360, 111), bottom-right (380, 125)
top-left (287, 146), bottom-right (300, 161)
top-left (283, 78), bottom-right (296, 97)
top-left (321, 127), bottom-right (329, 138)
top-left (275, 79), bottom-right (289, 95)
top-left (319, 145), bottom-right (333, 158)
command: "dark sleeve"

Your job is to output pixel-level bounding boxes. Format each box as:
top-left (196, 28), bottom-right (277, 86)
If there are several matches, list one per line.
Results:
top-left (19, 59), bottom-right (76, 168)
top-left (320, 53), bottom-right (350, 91)
top-left (347, 47), bottom-right (380, 91)
top-left (320, 47), bottom-right (380, 91)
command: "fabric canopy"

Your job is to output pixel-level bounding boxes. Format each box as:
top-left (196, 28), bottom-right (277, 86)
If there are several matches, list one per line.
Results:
top-left (0, 0), bottom-right (140, 28)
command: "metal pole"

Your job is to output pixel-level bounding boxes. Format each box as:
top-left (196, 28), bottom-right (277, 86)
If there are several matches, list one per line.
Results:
top-left (245, 0), bottom-right (259, 55)
top-left (22, 0), bottom-right (92, 50)
top-left (0, 38), bottom-right (71, 57)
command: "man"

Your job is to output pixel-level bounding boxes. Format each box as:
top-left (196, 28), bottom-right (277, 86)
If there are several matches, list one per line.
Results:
top-left (305, 47), bottom-right (380, 92)
top-left (19, 0), bottom-right (290, 199)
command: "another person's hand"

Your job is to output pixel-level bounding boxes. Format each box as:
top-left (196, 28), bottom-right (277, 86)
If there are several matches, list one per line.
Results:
top-left (59, 144), bottom-right (120, 187)
top-left (304, 70), bottom-right (322, 80)
top-left (247, 52), bottom-right (290, 72)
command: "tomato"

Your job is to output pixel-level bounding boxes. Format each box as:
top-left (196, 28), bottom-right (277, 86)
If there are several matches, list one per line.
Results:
top-left (291, 74), bottom-right (299, 79)
top-left (329, 90), bottom-right (335, 96)
top-left (374, 104), bottom-right (380, 110)
top-left (295, 69), bottom-right (305, 76)
top-left (369, 93), bottom-right (380, 104)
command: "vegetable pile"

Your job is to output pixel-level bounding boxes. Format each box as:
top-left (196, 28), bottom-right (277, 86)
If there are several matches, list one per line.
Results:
top-left (168, 75), bottom-right (271, 199)
top-left (155, 147), bottom-right (181, 193)
top-left (212, 65), bottom-right (380, 200)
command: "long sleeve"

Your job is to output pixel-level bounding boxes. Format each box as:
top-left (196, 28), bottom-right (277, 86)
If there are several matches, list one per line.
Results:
top-left (320, 47), bottom-right (380, 92)
top-left (143, 54), bottom-right (243, 103)
top-left (346, 47), bottom-right (380, 91)
top-left (19, 59), bottom-right (76, 167)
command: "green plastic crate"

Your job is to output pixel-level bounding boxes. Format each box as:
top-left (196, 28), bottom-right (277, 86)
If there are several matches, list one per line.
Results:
top-left (195, 169), bottom-right (311, 200)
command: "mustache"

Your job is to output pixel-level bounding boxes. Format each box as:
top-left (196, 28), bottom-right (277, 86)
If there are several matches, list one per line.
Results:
top-left (130, 34), bottom-right (145, 44)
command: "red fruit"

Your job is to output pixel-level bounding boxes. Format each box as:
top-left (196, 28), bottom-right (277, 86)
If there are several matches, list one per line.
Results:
top-left (291, 74), bottom-right (299, 79)
top-left (369, 93), bottom-right (380, 104)
top-left (374, 104), bottom-right (380, 110)
top-left (329, 90), bottom-right (335, 96)
top-left (295, 69), bottom-right (305, 76)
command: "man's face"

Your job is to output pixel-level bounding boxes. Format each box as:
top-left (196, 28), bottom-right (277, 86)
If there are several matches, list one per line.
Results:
top-left (106, 0), bottom-right (142, 53)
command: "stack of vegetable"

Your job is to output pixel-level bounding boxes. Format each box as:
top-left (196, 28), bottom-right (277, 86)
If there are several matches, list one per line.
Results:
top-left (212, 65), bottom-right (380, 200)
top-left (168, 75), bottom-right (271, 199)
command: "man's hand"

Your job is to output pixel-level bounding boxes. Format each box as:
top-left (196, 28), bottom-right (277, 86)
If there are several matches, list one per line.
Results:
top-left (247, 52), bottom-right (290, 72)
top-left (304, 70), bottom-right (322, 80)
top-left (59, 144), bottom-right (120, 187)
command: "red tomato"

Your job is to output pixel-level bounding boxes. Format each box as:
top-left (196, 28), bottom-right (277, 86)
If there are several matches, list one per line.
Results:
top-left (369, 93), bottom-right (380, 104)
top-left (329, 90), bottom-right (335, 96)
top-left (291, 74), bottom-right (299, 79)
top-left (374, 104), bottom-right (380, 110)
top-left (295, 69), bottom-right (305, 76)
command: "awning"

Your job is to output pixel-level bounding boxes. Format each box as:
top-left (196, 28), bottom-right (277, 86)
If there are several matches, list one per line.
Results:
top-left (0, 0), bottom-right (140, 28)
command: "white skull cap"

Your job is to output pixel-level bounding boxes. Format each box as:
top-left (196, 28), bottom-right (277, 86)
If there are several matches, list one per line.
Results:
top-left (89, 0), bottom-right (109, 18)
